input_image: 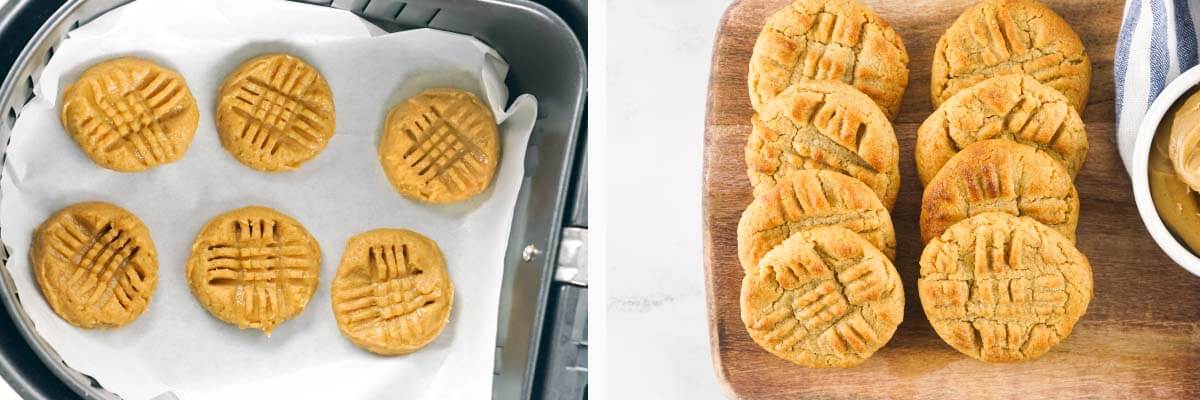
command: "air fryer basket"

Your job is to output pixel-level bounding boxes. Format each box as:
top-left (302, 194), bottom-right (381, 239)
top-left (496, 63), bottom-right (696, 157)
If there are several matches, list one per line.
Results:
top-left (0, 0), bottom-right (586, 399)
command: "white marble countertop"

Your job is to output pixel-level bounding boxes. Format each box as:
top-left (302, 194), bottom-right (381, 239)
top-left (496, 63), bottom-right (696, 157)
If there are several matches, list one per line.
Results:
top-left (608, 0), bottom-right (734, 398)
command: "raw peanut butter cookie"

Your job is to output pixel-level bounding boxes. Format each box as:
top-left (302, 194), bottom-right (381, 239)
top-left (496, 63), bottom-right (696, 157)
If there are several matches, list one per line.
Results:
top-left (921, 139), bottom-right (1078, 244)
top-left (32, 202), bottom-right (158, 328)
top-left (186, 206), bottom-right (320, 334)
top-left (380, 88), bottom-right (500, 204)
top-left (931, 0), bottom-right (1091, 113)
top-left (741, 226), bottom-right (903, 368)
top-left (216, 53), bottom-right (336, 172)
top-left (919, 212), bottom-right (1092, 362)
top-left (747, 80), bottom-right (899, 208)
top-left (60, 57), bottom-right (198, 172)
top-left (916, 74), bottom-right (1088, 186)
top-left (738, 170), bottom-right (895, 271)
top-left (748, 0), bottom-right (909, 119)
top-left (332, 229), bottom-right (454, 355)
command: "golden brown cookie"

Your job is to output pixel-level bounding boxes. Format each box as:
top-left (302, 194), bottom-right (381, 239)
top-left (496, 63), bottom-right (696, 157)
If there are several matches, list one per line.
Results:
top-left (32, 202), bottom-right (158, 328)
top-left (747, 80), bottom-right (899, 209)
top-left (741, 226), bottom-right (903, 368)
top-left (332, 229), bottom-right (454, 355)
top-left (186, 206), bottom-right (320, 334)
top-left (916, 74), bottom-right (1088, 186)
top-left (919, 212), bottom-right (1092, 362)
top-left (738, 170), bottom-right (895, 270)
top-left (748, 0), bottom-right (909, 119)
top-left (931, 0), bottom-right (1091, 113)
top-left (216, 53), bottom-right (336, 172)
top-left (920, 140), bottom-right (1078, 244)
top-left (379, 88), bottom-right (500, 204)
top-left (60, 57), bottom-right (199, 172)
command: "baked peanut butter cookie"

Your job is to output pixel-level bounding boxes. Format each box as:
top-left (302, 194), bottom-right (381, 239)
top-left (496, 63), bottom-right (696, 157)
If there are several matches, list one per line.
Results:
top-left (747, 80), bottom-right (899, 208)
top-left (186, 206), bottom-right (320, 334)
top-left (32, 202), bottom-right (158, 328)
top-left (748, 0), bottom-right (909, 119)
top-left (920, 139), bottom-right (1078, 244)
top-left (919, 212), bottom-right (1092, 362)
top-left (380, 88), bottom-right (500, 204)
top-left (741, 226), bottom-right (903, 368)
top-left (332, 229), bottom-right (454, 355)
top-left (216, 53), bottom-right (336, 172)
top-left (60, 57), bottom-right (198, 172)
top-left (931, 0), bottom-right (1091, 113)
top-left (916, 74), bottom-right (1088, 186)
top-left (738, 170), bottom-right (895, 271)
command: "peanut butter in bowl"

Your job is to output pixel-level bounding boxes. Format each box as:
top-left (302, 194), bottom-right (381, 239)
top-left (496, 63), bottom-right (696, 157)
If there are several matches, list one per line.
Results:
top-left (1150, 87), bottom-right (1200, 256)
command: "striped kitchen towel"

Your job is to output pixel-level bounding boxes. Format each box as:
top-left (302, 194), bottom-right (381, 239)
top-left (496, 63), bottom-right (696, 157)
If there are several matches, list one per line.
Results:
top-left (1116, 0), bottom-right (1200, 174)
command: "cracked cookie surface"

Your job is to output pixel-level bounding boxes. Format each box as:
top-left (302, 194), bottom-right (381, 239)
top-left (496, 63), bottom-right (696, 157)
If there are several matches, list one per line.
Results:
top-left (216, 53), bottom-right (336, 172)
top-left (918, 212), bottom-right (1092, 362)
top-left (747, 80), bottom-right (899, 209)
top-left (916, 74), bottom-right (1087, 186)
top-left (931, 0), bottom-right (1090, 113)
top-left (741, 226), bottom-right (903, 368)
top-left (32, 202), bottom-right (158, 328)
top-left (332, 229), bottom-right (454, 355)
top-left (60, 57), bottom-right (198, 172)
top-left (738, 170), bottom-right (895, 270)
top-left (921, 139), bottom-right (1077, 244)
top-left (380, 88), bottom-right (499, 204)
top-left (186, 206), bottom-right (320, 334)
top-left (748, 0), bottom-right (909, 119)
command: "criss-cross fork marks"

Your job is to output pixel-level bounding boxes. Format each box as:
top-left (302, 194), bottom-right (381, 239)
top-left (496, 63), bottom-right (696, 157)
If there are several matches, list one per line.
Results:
top-left (227, 59), bottom-right (326, 157)
top-left (75, 70), bottom-right (188, 166)
top-left (47, 218), bottom-right (149, 312)
top-left (335, 244), bottom-right (445, 342)
top-left (202, 219), bottom-right (314, 324)
top-left (400, 96), bottom-right (490, 192)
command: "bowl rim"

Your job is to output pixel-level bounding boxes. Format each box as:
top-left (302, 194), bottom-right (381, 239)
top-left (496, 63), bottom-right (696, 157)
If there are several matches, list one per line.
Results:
top-left (1131, 64), bottom-right (1200, 278)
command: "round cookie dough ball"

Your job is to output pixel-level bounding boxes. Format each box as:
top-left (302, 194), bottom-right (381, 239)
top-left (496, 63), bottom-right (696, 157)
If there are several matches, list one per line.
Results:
top-left (60, 57), bottom-right (199, 172)
top-left (916, 74), bottom-right (1088, 186)
top-left (32, 202), bottom-right (158, 328)
top-left (748, 0), bottom-right (909, 119)
top-left (918, 212), bottom-right (1092, 362)
top-left (738, 169), bottom-right (895, 271)
top-left (931, 0), bottom-right (1091, 113)
top-left (379, 88), bottom-right (500, 204)
top-left (741, 226), bottom-right (904, 368)
top-left (332, 229), bottom-right (454, 355)
top-left (920, 139), bottom-right (1078, 244)
top-left (216, 53), bottom-right (336, 172)
top-left (186, 206), bottom-right (321, 334)
top-left (747, 80), bottom-right (900, 209)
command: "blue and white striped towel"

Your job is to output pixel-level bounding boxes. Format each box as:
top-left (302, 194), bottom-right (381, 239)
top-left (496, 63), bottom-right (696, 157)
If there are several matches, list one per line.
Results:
top-left (1116, 0), bottom-right (1200, 174)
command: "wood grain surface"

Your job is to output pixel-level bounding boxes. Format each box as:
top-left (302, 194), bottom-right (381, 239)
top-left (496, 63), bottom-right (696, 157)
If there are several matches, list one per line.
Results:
top-left (702, 0), bottom-right (1200, 398)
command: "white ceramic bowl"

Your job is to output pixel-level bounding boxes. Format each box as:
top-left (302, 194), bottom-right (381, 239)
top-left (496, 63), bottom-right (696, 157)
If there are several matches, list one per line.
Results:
top-left (1132, 65), bottom-right (1200, 277)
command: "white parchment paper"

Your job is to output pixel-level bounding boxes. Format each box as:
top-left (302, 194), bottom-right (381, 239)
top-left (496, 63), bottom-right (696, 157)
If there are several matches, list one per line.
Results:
top-left (0, 0), bottom-right (538, 399)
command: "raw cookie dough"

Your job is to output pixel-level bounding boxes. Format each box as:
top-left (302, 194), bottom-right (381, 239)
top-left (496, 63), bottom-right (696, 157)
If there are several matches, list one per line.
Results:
top-left (186, 206), bottom-right (320, 334)
top-left (379, 88), bottom-right (500, 203)
top-left (216, 53), bottom-right (336, 172)
top-left (332, 229), bottom-right (454, 355)
top-left (60, 57), bottom-right (199, 172)
top-left (32, 202), bottom-right (158, 328)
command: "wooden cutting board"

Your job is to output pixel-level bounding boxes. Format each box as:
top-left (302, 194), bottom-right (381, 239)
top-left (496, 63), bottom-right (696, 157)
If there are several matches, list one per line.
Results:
top-left (703, 0), bottom-right (1200, 398)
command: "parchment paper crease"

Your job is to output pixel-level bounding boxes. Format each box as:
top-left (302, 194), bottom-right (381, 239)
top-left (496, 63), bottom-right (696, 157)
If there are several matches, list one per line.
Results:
top-left (0, 0), bottom-right (537, 398)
